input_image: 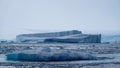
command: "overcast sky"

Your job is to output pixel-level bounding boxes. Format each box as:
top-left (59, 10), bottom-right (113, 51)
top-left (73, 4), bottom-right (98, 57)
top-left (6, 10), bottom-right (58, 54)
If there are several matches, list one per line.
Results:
top-left (0, 0), bottom-right (120, 40)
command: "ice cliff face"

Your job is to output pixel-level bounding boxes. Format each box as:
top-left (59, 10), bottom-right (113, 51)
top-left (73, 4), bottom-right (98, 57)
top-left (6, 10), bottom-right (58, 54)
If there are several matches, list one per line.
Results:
top-left (16, 30), bottom-right (101, 43)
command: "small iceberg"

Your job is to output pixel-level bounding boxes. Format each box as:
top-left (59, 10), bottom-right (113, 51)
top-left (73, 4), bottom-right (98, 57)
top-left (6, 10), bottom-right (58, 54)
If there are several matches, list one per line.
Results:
top-left (6, 47), bottom-right (97, 61)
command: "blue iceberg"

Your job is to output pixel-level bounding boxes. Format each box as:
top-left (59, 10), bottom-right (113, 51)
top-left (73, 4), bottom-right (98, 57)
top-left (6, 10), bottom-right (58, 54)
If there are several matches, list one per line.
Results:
top-left (6, 47), bottom-right (97, 61)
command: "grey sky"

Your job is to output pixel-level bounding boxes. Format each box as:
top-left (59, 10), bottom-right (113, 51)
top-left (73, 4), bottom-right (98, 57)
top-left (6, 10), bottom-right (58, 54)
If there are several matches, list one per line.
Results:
top-left (0, 0), bottom-right (120, 40)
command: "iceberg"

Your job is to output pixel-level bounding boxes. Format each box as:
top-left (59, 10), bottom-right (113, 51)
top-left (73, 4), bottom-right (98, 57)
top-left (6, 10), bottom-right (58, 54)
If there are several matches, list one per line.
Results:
top-left (6, 47), bottom-right (97, 61)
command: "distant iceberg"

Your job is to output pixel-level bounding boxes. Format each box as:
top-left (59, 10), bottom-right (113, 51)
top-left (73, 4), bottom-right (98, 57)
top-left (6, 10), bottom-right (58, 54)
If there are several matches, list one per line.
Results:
top-left (16, 30), bottom-right (101, 43)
